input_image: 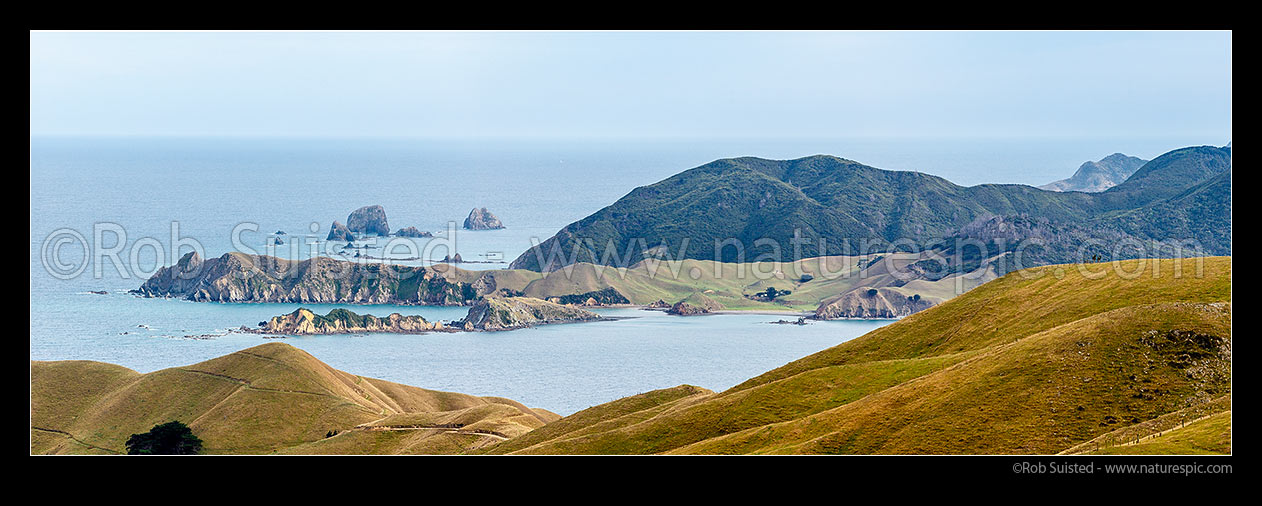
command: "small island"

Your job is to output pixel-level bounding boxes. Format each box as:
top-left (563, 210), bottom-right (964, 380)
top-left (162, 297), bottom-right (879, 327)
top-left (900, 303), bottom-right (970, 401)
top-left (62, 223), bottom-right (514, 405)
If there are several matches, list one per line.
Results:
top-left (463, 207), bottom-right (505, 230)
top-left (248, 296), bottom-right (603, 336)
top-left (253, 308), bottom-right (447, 335)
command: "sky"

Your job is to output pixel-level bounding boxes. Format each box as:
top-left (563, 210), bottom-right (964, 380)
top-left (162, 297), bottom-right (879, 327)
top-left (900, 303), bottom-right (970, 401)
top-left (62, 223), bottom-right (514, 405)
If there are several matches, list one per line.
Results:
top-left (29, 31), bottom-right (1232, 139)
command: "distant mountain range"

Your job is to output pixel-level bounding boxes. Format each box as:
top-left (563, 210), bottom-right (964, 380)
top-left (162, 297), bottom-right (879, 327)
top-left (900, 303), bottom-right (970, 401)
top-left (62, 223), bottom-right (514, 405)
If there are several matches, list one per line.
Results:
top-left (1039, 153), bottom-right (1148, 192)
top-left (512, 146), bottom-right (1231, 274)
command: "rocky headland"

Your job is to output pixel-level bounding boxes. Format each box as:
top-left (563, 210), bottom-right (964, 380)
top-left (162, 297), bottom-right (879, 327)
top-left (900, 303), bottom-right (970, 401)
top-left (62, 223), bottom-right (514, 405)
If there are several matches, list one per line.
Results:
top-left (132, 251), bottom-right (482, 305)
top-left (814, 287), bottom-right (937, 319)
top-left (666, 293), bottom-right (724, 316)
top-left (453, 296), bottom-right (602, 331)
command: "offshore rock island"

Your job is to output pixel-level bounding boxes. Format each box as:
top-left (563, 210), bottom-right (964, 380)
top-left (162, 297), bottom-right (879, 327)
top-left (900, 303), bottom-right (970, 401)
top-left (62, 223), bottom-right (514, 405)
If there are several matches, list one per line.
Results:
top-left (255, 307), bottom-right (448, 335)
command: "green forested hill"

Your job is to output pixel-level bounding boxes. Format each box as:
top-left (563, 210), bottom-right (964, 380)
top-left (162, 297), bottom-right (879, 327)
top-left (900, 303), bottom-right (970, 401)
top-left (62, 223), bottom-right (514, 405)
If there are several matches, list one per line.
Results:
top-left (511, 146), bottom-right (1230, 272)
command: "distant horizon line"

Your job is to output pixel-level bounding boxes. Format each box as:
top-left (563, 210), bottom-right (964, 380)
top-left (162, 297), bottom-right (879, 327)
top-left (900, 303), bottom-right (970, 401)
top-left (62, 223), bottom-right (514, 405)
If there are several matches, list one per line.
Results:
top-left (29, 132), bottom-right (1231, 142)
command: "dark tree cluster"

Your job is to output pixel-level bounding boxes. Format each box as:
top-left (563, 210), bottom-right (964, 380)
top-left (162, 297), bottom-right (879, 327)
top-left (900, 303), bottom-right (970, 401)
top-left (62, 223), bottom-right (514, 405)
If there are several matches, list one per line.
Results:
top-left (126, 421), bottom-right (203, 455)
top-left (752, 287), bottom-right (792, 301)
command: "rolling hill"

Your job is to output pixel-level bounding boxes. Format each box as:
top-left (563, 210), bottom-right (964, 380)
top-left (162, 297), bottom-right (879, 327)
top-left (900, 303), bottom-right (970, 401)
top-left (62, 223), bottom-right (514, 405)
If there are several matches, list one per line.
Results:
top-left (38, 257), bottom-right (1231, 455)
top-left (31, 343), bottom-right (558, 455)
top-left (482, 257), bottom-right (1231, 455)
top-left (511, 146), bottom-right (1230, 272)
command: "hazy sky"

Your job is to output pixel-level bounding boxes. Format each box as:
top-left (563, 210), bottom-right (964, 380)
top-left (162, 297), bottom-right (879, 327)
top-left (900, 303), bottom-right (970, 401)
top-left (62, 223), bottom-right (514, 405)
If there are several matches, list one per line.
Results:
top-left (29, 31), bottom-right (1232, 139)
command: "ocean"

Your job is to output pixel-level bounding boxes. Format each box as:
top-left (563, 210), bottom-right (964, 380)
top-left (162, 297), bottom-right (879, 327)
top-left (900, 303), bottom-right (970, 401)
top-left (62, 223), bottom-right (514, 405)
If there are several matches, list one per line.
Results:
top-left (28, 135), bottom-right (1218, 414)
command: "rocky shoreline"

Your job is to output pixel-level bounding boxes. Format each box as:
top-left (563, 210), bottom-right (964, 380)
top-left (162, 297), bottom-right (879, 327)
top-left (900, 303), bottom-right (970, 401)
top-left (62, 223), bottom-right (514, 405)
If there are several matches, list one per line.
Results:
top-left (247, 307), bottom-right (452, 335)
top-left (244, 296), bottom-right (604, 336)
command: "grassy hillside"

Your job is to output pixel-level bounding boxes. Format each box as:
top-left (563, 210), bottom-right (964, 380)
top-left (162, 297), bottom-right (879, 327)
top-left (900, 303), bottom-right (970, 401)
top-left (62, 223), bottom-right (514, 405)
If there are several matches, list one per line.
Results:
top-left (483, 257), bottom-right (1231, 455)
top-left (511, 147), bottom-right (1230, 272)
top-left (485, 251), bottom-right (994, 312)
top-left (31, 343), bottom-right (553, 455)
top-left (1060, 395), bottom-right (1230, 455)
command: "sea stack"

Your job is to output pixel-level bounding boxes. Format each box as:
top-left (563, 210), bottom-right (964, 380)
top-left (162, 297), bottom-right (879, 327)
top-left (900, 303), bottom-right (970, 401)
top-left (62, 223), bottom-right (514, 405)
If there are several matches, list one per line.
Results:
top-left (463, 207), bottom-right (505, 230)
top-left (347, 205), bottom-right (390, 236)
top-left (327, 220), bottom-right (354, 241)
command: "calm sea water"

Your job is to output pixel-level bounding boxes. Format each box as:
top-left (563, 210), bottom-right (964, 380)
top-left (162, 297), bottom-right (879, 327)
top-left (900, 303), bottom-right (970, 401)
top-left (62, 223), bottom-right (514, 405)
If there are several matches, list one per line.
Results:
top-left (29, 135), bottom-right (1215, 414)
